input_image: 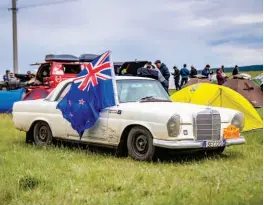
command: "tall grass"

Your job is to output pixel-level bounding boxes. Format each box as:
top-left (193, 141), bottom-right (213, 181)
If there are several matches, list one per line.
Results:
top-left (0, 113), bottom-right (262, 205)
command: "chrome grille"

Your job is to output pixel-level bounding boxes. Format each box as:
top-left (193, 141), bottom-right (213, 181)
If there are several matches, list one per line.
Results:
top-left (195, 109), bottom-right (221, 141)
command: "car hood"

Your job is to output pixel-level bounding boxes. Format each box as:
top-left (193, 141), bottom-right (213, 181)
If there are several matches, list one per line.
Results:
top-left (117, 101), bottom-right (238, 123)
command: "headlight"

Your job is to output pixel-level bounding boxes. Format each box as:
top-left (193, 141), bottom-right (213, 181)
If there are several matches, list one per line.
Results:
top-left (167, 114), bottom-right (181, 137)
top-left (231, 113), bottom-right (245, 131)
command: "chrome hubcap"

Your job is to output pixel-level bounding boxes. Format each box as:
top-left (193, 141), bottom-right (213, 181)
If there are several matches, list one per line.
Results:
top-left (135, 135), bottom-right (148, 153)
top-left (39, 126), bottom-right (48, 141)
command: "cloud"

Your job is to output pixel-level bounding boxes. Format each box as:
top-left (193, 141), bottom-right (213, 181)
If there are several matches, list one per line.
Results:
top-left (0, 0), bottom-right (262, 76)
top-left (229, 14), bottom-right (263, 25)
top-left (213, 44), bottom-right (263, 65)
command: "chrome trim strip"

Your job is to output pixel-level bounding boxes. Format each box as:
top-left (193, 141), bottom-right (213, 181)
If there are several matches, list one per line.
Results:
top-left (153, 137), bottom-right (246, 149)
top-left (180, 123), bottom-right (192, 125)
top-left (225, 137), bottom-right (246, 146)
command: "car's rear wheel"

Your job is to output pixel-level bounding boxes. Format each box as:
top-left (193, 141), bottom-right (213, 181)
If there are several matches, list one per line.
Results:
top-left (33, 121), bottom-right (53, 145)
top-left (127, 126), bottom-right (155, 161)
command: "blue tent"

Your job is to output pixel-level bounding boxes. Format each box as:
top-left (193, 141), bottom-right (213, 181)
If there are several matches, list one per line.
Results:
top-left (0, 88), bottom-right (26, 113)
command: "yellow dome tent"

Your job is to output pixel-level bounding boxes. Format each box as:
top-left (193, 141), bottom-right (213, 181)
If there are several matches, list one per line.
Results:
top-left (170, 83), bottom-right (263, 131)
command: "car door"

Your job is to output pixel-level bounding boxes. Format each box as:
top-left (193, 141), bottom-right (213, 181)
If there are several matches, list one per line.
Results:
top-left (40, 99), bottom-right (68, 138)
top-left (66, 108), bottom-right (110, 145)
top-left (53, 82), bottom-right (109, 144)
top-left (45, 82), bottom-right (73, 139)
top-left (54, 80), bottom-right (119, 146)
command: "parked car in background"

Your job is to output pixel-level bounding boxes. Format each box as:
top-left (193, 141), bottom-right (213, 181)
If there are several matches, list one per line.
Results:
top-left (12, 76), bottom-right (246, 161)
top-left (23, 53), bottom-right (98, 100)
top-left (22, 54), bottom-right (147, 100)
top-left (115, 60), bottom-right (148, 75)
top-left (0, 72), bottom-right (31, 91)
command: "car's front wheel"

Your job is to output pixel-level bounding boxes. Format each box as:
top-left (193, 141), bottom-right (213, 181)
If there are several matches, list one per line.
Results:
top-left (127, 126), bottom-right (155, 161)
top-left (33, 121), bottom-right (53, 145)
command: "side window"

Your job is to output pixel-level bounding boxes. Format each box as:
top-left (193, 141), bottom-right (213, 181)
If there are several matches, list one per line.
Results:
top-left (37, 63), bottom-right (51, 81)
top-left (118, 84), bottom-right (129, 103)
top-left (57, 83), bottom-right (72, 101)
top-left (63, 64), bottom-right (81, 74)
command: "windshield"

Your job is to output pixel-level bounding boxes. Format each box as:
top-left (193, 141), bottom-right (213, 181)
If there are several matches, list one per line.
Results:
top-left (116, 79), bottom-right (171, 103)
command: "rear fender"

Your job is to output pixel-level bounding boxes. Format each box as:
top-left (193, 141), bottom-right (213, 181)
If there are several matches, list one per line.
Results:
top-left (28, 117), bottom-right (54, 136)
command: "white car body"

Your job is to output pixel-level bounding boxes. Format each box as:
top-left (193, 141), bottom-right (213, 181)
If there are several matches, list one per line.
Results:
top-left (12, 76), bottom-right (245, 153)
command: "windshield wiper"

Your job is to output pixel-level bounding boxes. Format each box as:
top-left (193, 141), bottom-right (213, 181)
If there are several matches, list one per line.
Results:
top-left (139, 96), bottom-right (171, 102)
top-left (139, 96), bottom-right (154, 101)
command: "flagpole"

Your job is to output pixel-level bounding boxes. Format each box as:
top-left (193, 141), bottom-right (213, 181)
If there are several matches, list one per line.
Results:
top-left (109, 51), bottom-right (119, 106)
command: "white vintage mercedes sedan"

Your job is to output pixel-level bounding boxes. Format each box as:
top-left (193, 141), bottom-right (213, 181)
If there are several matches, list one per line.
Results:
top-left (12, 76), bottom-right (246, 161)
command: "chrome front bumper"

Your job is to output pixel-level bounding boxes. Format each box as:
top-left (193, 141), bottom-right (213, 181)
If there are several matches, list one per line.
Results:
top-left (153, 137), bottom-right (246, 149)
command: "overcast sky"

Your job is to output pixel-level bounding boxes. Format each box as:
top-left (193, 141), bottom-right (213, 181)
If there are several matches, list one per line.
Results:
top-left (0, 0), bottom-right (263, 75)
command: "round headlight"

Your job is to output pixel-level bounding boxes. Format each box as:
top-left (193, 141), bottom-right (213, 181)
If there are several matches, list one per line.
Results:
top-left (231, 112), bottom-right (245, 131)
top-left (167, 114), bottom-right (181, 137)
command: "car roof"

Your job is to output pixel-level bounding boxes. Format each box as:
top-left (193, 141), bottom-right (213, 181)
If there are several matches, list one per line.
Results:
top-left (46, 76), bottom-right (156, 101)
top-left (58, 76), bottom-right (154, 89)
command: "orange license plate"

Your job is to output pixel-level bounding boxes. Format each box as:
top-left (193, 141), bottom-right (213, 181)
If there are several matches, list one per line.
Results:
top-left (223, 125), bottom-right (240, 139)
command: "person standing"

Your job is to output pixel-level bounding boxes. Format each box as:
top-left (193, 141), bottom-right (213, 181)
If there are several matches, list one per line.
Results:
top-left (220, 65), bottom-right (227, 78)
top-left (154, 60), bottom-right (170, 93)
top-left (150, 63), bottom-right (169, 93)
top-left (202, 64), bottom-right (212, 80)
top-left (221, 65), bottom-right (225, 73)
top-left (171, 66), bottom-right (180, 90)
top-left (232, 65), bottom-right (239, 76)
top-left (137, 62), bottom-right (159, 80)
top-left (179, 64), bottom-right (189, 88)
top-left (216, 68), bottom-right (227, 85)
top-left (190, 65), bottom-right (197, 78)
top-left (3, 70), bottom-right (10, 81)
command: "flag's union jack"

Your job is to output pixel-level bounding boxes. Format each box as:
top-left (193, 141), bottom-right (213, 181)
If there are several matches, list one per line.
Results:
top-left (74, 51), bottom-right (112, 91)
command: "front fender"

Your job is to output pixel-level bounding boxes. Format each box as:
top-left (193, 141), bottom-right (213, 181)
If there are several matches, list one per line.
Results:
top-left (116, 120), bottom-right (168, 144)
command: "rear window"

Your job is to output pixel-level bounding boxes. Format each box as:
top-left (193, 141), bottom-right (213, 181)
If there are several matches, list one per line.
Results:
top-left (63, 64), bottom-right (81, 74)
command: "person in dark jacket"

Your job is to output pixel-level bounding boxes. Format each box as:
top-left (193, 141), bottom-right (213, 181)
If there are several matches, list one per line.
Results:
top-left (232, 65), bottom-right (239, 77)
top-left (171, 66), bottom-right (180, 90)
top-left (180, 64), bottom-right (189, 88)
top-left (154, 60), bottom-right (170, 93)
top-left (201, 64), bottom-right (213, 80)
top-left (137, 62), bottom-right (159, 80)
top-left (201, 64), bottom-right (210, 77)
top-left (190, 65), bottom-right (197, 78)
top-left (221, 65), bottom-right (225, 73)
top-left (3, 70), bottom-right (10, 81)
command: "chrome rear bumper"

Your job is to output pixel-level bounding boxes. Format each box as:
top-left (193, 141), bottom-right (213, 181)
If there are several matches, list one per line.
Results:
top-left (153, 137), bottom-right (246, 149)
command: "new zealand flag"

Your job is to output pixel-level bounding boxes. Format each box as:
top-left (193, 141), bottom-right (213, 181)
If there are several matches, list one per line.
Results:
top-left (56, 51), bottom-right (117, 137)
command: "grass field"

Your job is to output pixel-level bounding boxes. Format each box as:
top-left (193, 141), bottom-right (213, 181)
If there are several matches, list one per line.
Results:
top-left (225, 71), bottom-right (262, 78)
top-left (0, 108), bottom-right (263, 205)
